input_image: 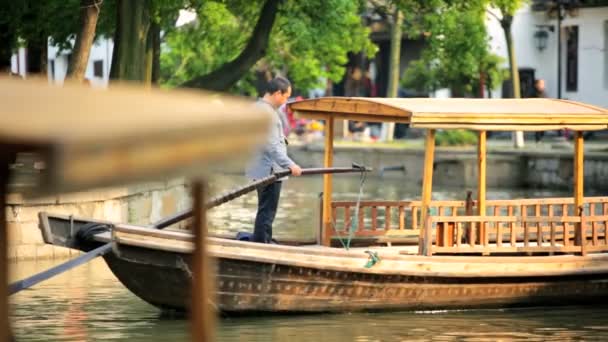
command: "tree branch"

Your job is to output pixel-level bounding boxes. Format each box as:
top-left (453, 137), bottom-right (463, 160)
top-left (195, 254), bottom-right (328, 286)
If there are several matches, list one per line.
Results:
top-left (486, 8), bottom-right (501, 22)
top-left (180, 0), bottom-right (282, 91)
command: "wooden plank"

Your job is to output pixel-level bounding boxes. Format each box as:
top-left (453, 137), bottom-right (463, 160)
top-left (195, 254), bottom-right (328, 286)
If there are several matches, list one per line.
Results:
top-left (191, 181), bottom-right (214, 342)
top-left (398, 206), bottom-right (405, 230)
top-left (432, 245), bottom-right (583, 254)
top-left (419, 129), bottom-right (436, 255)
top-left (385, 206), bottom-right (391, 230)
top-left (411, 124), bottom-right (608, 131)
top-left (509, 206), bottom-right (516, 246)
top-left (358, 206), bottom-right (365, 233)
top-left (2, 79), bottom-right (272, 196)
top-left (344, 206), bottom-right (351, 232)
top-left (429, 215), bottom-right (581, 223)
top-left (456, 222), bottom-right (463, 247)
top-left (322, 117), bottom-right (335, 246)
top-left (592, 221), bottom-right (599, 246)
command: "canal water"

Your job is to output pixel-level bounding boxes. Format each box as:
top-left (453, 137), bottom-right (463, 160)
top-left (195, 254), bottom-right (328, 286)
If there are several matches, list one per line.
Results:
top-left (10, 175), bottom-right (608, 341)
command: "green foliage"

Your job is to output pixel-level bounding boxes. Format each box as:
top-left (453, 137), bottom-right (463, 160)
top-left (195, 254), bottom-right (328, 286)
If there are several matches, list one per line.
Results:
top-left (401, 3), bottom-right (506, 96)
top-left (160, 1), bottom-right (250, 88)
top-left (160, 0), bottom-right (378, 93)
top-left (435, 130), bottom-right (478, 146)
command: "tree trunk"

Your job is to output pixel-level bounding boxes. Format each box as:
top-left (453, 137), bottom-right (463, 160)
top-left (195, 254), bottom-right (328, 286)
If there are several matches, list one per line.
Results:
top-left (180, 0), bottom-right (281, 91)
top-left (67, 0), bottom-right (102, 82)
top-left (109, 0), bottom-right (151, 83)
top-left (502, 16), bottom-right (524, 148)
top-left (0, 19), bottom-right (15, 74)
top-left (151, 21), bottom-right (161, 85)
top-left (382, 7), bottom-right (403, 142)
top-left (144, 20), bottom-right (160, 86)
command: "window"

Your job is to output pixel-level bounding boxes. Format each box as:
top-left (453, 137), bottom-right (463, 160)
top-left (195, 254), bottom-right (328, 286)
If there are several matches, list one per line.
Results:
top-left (565, 26), bottom-right (578, 92)
top-left (93, 60), bottom-right (103, 77)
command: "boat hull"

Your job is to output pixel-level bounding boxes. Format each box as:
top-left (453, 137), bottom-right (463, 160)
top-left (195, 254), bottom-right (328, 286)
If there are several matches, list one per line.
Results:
top-left (38, 212), bottom-right (608, 313)
top-left (109, 242), bottom-right (608, 313)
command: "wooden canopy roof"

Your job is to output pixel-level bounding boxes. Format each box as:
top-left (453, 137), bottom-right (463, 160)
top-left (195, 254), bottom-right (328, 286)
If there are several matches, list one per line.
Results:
top-left (289, 97), bottom-right (608, 131)
top-left (0, 77), bottom-right (270, 195)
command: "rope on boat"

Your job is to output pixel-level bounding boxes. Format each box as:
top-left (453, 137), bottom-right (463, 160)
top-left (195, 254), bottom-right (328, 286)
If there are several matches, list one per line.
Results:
top-left (364, 250), bottom-right (380, 268)
top-left (334, 166), bottom-right (367, 251)
top-left (75, 222), bottom-right (112, 251)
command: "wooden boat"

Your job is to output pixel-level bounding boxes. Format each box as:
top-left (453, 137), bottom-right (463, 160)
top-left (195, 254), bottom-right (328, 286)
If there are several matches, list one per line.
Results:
top-left (40, 97), bottom-right (608, 313)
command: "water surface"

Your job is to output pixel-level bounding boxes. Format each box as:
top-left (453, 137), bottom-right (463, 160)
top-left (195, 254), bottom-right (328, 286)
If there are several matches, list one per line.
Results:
top-left (11, 175), bottom-right (607, 341)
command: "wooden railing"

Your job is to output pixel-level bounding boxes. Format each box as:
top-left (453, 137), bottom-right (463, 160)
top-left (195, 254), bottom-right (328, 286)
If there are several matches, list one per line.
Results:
top-left (329, 196), bottom-right (608, 239)
top-left (421, 215), bottom-right (608, 256)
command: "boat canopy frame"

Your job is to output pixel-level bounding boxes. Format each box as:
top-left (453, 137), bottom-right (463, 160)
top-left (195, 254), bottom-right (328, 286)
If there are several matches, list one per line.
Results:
top-left (288, 97), bottom-right (608, 252)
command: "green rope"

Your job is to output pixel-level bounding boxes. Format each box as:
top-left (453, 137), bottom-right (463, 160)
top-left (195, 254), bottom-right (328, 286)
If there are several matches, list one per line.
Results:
top-left (364, 250), bottom-right (380, 268)
top-left (333, 168), bottom-right (367, 251)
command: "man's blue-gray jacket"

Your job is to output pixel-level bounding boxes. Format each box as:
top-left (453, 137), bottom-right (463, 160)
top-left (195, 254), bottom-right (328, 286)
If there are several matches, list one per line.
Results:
top-left (246, 100), bottom-right (295, 180)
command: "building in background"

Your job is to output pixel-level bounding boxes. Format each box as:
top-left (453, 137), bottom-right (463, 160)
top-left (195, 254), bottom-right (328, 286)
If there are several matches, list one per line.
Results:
top-left (486, 1), bottom-right (608, 107)
top-left (11, 37), bottom-right (113, 86)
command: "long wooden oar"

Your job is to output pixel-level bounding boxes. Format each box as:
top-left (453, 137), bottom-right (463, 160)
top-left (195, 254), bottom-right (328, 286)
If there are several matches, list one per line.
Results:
top-left (9, 164), bottom-right (370, 295)
top-left (155, 164), bottom-right (370, 228)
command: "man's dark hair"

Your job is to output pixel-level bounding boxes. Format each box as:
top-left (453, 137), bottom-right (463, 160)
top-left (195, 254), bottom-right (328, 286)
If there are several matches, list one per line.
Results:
top-left (266, 76), bottom-right (291, 95)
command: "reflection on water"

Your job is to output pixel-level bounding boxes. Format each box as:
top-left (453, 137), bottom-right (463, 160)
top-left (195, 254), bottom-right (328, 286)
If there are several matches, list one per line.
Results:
top-left (10, 175), bottom-right (606, 341)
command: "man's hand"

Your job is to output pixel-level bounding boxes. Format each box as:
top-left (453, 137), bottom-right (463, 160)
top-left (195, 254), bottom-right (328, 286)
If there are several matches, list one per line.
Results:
top-left (289, 164), bottom-right (302, 176)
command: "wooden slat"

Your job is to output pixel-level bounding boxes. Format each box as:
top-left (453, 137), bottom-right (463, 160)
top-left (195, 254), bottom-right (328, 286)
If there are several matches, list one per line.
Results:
top-left (385, 206), bottom-right (391, 230)
top-left (550, 222), bottom-right (557, 247)
top-left (524, 222), bottom-right (530, 247)
top-left (509, 206), bottom-right (516, 246)
top-left (358, 206), bottom-right (365, 232)
top-left (592, 221), bottom-right (599, 246)
top-left (344, 206), bottom-right (351, 232)
top-left (371, 206), bottom-right (378, 230)
top-left (456, 222), bottom-right (463, 247)
top-left (398, 206), bottom-right (405, 230)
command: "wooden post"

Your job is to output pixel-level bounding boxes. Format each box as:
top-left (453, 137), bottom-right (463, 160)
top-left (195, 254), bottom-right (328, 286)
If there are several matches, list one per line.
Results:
top-left (418, 129), bottom-right (435, 255)
top-left (574, 131), bottom-right (584, 247)
top-left (322, 117), bottom-right (334, 246)
top-left (191, 180), bottom-right (215, 342)
top-left (0, 153), bottom-right (11, 342)
top-left (478, 131), bottom-right (487, 245)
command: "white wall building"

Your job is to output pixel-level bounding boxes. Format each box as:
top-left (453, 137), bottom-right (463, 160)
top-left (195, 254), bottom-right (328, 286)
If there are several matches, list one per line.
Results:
top-left (486, 4), bottom-right (608, 107)
top-left (11, 37), bottom-right (113, 87)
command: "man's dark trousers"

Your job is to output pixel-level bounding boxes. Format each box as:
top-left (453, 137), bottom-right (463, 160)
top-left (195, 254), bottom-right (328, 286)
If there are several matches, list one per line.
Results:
top-left (253, 181), bottom-right (282, 243)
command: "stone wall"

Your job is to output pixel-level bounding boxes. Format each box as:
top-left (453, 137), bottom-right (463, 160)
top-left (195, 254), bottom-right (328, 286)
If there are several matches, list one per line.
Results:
top-left (6, 178), bottom-right (190, 261)
top-left (289, 145), bottom-right (608, 191)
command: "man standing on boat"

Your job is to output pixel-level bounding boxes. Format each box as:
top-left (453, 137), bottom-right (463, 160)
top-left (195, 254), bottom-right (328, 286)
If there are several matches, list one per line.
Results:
top-left (247, 76), bottom-right (302, 243)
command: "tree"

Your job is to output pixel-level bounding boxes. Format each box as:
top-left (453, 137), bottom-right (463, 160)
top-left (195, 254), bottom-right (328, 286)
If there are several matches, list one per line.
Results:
top-left (67, 0), bottom-right (104, 81)
top-left (109, 0), bottom-right (152, 82)
top-left (162, 0), bottom-right (377, 93)
top-left (487, 0), bottom-right (527, 148)
top-left (401, 3), bottom-right (506, 97)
